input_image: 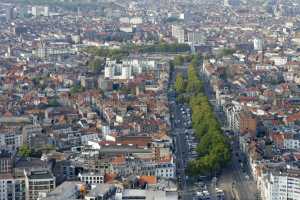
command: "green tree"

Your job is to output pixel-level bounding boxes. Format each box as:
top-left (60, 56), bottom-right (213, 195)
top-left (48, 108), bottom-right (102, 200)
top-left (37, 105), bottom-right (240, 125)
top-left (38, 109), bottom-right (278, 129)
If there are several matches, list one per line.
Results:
top-left (18, 145), bottom-right (31, 157)
top-left (175, 74), bottom-right (186, 93)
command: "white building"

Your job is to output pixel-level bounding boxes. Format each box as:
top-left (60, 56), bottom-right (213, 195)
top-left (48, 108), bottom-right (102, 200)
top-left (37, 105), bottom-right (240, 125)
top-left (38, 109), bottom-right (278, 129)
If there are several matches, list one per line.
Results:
top-left (155, 163), bottom-right (176, 178)
top-left (121, 66), bottom-right (132, 79)
top-left (171, 25), bottom-right (185, 43)
top-left (81, 133), bottom-right (100, 145)
top-left (32, 6), bottom-right (49, 17)
top-left (270, 56), bottom-right (288, 66)
top-left (25, 170), bottom-right (56, 200)
top-left (130, 17), bottom-right (143, 25)
top-left (253, 38), bottom-right (264, 51)
top-left (224, 0), bottom-right (240, 7)
top-left (105, 58), bottom-right (157, 80)
top-left (283, 135), bottom-right (300, 150)
top-left (119, 17), bottom-right (130, 24)
top-left (223, 102), bottom-right (241, 132)
top-left (0, 175), bottom-right (25, 200)
top-left (85, 184), bottom-right (116, 200)
top-left (78, 172), bottom-right (104, 184)
top-left (104, 65), bottom-right (114, 79)
top-left (261, 170), bottom-right (300, 200)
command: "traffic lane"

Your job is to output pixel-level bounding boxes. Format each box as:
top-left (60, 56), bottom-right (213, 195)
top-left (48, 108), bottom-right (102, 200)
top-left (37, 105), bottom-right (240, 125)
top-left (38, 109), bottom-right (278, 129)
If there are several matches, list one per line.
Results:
top-left (231, 148), bottom-right (256, 200)
top-left (174, 128), bottom-right (189, 192)
top-left (171, 101), bottom-right (192, 198)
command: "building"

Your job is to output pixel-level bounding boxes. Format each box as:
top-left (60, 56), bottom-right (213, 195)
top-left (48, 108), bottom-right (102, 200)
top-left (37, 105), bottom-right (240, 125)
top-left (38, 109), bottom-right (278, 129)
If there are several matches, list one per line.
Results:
top-left (0, 151), bottom-right (13, 174)
top-left (187, 31), bottom-right (205, 45)
top-left (0, 174), bottom-right (26, 200)
top-left (78, 172), bottom-right (104, 184)
top-left (239, 112), bottom-right (257, 136)
top-left (155, 163), bottom-right (176, 179)
top-left (129, 17), bottom-right (143, 25)
top-left (22, 125), bottom-right (43, 147)
top-left (224, 0), bottom-right (240, 7)
top-left (25, 170), bottom-right (55, 200)
top-left (104, 60), bottom-right (133, 80)
top-left (283, 134), bottom-right (300, 150)
top-left (171, 25), bottom-right (185, 43)
top-left (38, 181), bottom-right (86, 200)
top-left (253, 38), bottom-right (264, 51)
top-left (6, 6), bottom-right (14, 22)
top-left (0, 128), bottom-right (22, 150)
top-left (223, 103), bottom-right (241, 132)
top-left (84, 184), bottom-right (116, 200)
top-left (115, 189), bottom-right (178, 200)
top-left (261, 170), bottom-right (300, 200)
top-left (31, 6), bottom-right (49, 17)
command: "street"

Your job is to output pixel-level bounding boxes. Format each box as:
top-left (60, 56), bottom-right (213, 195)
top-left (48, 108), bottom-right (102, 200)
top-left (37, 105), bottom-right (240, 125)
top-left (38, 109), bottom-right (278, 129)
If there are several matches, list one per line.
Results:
top-left (168, 62), bottom-right (260, 200)
top-left (200, 66), bottom-right (259, 200)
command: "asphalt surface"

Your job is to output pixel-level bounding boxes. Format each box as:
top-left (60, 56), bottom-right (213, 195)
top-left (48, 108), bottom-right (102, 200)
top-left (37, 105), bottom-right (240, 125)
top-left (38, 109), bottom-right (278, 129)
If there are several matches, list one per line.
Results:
top-left (169, 63), bottom-right (259, 200)
top-left (200, 68), bottom-right (259, 200)
top-left (169, 67), bottom-right (193, 200)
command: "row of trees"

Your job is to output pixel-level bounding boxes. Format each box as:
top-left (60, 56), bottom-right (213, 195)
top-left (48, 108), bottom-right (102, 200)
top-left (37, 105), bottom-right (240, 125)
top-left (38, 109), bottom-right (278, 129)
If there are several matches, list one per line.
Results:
top-left (174, 55), bottom-right (231, 176)
top-left (187, 93), bottom-right (231, 176)
top-left (132, 42), bottom-right (190, 53)
top-left (86, 42), bottom-right (190, 58)
top-left (86, 47), bottom-right (129, 59)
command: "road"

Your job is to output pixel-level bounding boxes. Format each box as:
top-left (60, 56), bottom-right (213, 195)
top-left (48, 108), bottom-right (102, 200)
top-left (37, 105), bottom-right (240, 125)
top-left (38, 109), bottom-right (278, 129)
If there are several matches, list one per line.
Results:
top-left (169, 66), bottom-right (193, 200)
top-left (169, 61), bottom-right (259, 200)
top-left (200, 66), bottom-right (259, 200)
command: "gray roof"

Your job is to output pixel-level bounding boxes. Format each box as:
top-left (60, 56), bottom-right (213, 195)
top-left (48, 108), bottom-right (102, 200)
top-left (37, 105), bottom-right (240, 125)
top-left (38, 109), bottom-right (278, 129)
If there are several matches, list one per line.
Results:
top-left (28, 170), bottom-right (54, 180)
top-left (86, 183), bottom-right (116, 197)
top-left (43, 181), bottom-right (83, 200)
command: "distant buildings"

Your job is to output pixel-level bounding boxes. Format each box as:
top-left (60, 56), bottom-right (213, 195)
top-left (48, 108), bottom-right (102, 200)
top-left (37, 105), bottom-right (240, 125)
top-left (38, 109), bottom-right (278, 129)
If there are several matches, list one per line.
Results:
top-left (253, 38), bottom-right (264, 51)
top-left (104, 58), bottom-right (157, 80)
top-left (224, 0), bottom-right (240, 7)
top-left (31, 6), bottom-right (49, 17)
top-left (187, 30), bottom-right (205, 45)
top-left (171, 25), bottom-right (185, 43)
top-left (6, 6), bottom-right (14, 22)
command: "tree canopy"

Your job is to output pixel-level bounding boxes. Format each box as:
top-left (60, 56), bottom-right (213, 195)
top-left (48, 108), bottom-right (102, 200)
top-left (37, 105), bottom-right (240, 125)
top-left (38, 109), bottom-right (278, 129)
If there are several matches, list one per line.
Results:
top-left (173, 54), bottom-right (231, 177)
top-left (175, 73), bottom-right (186, 94)
top-left (18, 145), bottom-right (32, 157)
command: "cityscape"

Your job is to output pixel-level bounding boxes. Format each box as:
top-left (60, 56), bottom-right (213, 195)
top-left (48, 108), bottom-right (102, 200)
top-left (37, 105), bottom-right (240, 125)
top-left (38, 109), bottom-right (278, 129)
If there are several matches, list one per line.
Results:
top-left (0, 0), bottom-right (299, 200)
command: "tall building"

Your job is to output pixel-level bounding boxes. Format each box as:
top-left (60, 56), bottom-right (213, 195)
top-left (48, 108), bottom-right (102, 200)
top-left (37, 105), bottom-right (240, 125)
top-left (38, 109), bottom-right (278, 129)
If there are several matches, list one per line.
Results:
top-left (171, 25), bottom-right (185, 43)
top-left (187, 31), bottom-right (205, 45)
top-left (104, 60), bottom-right (133, 80)
top-left (25, 170), bottom-right (55, 200)
top-left (0, 150), bottom-right (13, 174)
top-left (6, 45), bottom-right (13, 57)
top-left (0, 175), bottom-right (26, 200)
top-left (253, 38), bottom-right (264, 51)
top-left (31, 6), bottom-right (49, 17)
top-left (261, 170), bottom-right (300, 200)
top-left (6, 6), bottom-right (14, 22)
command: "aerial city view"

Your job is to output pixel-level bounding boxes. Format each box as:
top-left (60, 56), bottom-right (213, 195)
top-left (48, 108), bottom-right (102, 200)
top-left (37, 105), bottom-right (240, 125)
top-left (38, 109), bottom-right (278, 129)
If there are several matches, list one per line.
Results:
top-left (0, 0), bottom-right (300, 199)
